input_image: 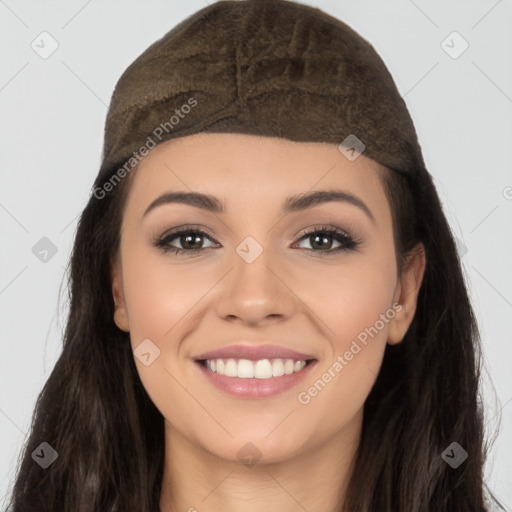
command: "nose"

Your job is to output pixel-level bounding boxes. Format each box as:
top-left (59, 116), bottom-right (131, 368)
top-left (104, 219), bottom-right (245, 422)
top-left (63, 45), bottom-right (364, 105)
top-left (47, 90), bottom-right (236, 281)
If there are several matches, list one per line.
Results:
top-left (215, 243), bottom-right (297, 327)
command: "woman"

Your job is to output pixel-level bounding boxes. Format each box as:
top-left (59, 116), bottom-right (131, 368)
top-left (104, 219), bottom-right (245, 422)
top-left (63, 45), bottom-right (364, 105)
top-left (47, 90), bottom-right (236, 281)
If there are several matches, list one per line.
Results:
top-left (7, 0), bottom-right (506, 510)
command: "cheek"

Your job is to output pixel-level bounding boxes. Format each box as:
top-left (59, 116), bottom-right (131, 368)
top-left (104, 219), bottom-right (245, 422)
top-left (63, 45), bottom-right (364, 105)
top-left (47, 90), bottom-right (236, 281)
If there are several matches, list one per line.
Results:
top-left (293, 254), bottom-right (397, 421)
top-left (297, 251), bottom-right (397, 352)
top-left (119, 249), bottom-right (213, 435)
top-left (330, 269), bottom-right (396, 351)
top-left (119, 242), bottom-right (230, 384)
top-left (121, 247), bottom-right (206, 343)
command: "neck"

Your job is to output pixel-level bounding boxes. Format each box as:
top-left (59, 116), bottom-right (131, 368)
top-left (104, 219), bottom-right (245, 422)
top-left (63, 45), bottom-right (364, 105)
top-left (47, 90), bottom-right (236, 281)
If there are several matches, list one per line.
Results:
top-left (159, 410), bottom-right (362, 512)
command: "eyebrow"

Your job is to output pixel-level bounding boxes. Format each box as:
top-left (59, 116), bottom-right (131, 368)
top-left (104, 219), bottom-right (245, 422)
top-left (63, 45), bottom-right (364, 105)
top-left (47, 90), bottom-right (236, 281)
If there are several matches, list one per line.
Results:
top-left (143, 189), bottom-right (375, 224)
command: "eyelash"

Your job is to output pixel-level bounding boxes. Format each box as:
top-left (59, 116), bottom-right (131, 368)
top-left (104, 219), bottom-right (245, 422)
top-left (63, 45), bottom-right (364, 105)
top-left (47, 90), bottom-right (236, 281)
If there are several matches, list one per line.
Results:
top-left (153, 224), bottom-right (362, 257)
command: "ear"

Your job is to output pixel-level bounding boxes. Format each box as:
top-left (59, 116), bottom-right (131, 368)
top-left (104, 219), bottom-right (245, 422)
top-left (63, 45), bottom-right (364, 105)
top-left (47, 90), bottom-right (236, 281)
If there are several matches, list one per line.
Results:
top-left (387, 242), bottom-right (426, 345)
top-left (111, 259), bottom-right (130, 332)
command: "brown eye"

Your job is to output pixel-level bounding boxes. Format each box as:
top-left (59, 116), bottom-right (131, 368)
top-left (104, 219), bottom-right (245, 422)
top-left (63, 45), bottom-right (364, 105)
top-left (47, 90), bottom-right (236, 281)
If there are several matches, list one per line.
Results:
top-left (294, 225), bottom-right (361, 254)
top-left (154, 227), bottom-right (218, 255)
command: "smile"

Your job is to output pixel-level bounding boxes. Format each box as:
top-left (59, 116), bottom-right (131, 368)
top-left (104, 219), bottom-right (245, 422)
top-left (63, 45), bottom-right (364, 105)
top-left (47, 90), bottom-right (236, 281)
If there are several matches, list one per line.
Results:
top-left (202, 358), bottom-right (309, 378)
top-left (196, 358), bottom-right (317, 399)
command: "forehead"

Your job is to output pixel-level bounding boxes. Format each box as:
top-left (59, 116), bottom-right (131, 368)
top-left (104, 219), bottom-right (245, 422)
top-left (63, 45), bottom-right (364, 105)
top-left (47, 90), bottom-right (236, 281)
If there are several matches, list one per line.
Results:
top-left (124, 132), bottom-right (390, 220)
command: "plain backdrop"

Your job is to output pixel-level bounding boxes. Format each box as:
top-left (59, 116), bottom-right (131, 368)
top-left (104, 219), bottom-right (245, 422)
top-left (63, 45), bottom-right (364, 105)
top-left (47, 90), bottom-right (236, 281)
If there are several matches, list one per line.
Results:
top-left (1, 0), bottom-right (511, 509)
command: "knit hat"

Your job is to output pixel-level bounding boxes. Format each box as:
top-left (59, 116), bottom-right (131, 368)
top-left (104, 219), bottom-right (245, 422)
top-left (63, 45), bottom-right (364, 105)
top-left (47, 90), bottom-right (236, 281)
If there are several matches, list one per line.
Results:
top-left (93, 0), bottom-right (427, 193)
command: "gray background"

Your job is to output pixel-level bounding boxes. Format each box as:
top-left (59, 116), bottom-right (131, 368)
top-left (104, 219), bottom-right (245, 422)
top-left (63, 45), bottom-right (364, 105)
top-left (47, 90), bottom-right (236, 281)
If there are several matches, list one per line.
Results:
top-left (1, 0), bottom-right (511, 509)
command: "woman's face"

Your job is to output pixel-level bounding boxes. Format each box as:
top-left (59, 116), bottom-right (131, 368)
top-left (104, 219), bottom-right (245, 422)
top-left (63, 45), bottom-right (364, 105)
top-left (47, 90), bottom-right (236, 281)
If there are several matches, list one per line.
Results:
top-left (111, 132), bottom-right (424, 464)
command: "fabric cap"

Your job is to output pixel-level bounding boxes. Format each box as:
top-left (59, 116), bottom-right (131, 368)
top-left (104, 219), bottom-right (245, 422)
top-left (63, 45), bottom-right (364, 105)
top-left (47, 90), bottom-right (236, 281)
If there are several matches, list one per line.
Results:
top-left (95, 0), bottom-right (427, 189)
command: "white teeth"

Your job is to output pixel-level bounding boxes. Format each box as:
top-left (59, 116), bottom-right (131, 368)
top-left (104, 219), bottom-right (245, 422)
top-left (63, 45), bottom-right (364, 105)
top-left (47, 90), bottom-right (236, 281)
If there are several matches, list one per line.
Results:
top-left (254, 359), bottom-right (273, 379)
top-left (284, 359), bottom-right (295, 375)
top-left (204, 358), bottom-right (309, 378)
top-left (237, 359), bottom-right (254, 378)
top-left (293, 361), bottom-right (303, 372)
top-left (272, 359), bottom-right (285, 377)
top-left (224, 358), bottom-right (237, 377)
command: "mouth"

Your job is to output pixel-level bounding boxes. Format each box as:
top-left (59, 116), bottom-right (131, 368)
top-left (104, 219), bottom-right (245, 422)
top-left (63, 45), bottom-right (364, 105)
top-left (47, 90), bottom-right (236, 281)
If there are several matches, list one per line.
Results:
top-left (198, 357), bottom-right (316, 378)
top-left (194, 357), bottom-right (318, 399)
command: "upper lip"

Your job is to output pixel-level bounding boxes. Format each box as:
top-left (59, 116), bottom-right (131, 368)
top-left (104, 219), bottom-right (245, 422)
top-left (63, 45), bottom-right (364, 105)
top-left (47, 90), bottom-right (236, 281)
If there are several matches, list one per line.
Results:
top-left (194, 344), bottom-right (316, 361)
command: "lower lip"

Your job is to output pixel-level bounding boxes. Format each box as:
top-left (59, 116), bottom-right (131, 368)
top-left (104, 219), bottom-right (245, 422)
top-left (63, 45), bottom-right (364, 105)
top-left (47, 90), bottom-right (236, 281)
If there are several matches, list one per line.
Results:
top-left (195, 360), bottom-right (317, 399)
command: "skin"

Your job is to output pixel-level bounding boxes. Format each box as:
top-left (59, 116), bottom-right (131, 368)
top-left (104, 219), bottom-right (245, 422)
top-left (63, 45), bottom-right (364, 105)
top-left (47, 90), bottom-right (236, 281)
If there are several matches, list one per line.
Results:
top-left (111, 133), bottom-right (426, 512)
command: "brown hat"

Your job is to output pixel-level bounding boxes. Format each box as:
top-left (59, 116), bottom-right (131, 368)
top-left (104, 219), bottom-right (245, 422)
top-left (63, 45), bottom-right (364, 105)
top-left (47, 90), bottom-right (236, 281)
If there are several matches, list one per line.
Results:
top-left (94, 0), bottom-right (427, 192)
